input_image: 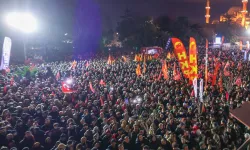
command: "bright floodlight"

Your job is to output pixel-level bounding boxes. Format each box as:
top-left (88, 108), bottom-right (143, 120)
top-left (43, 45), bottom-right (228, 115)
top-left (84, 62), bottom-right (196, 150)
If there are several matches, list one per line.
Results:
top-left (247, 29), bottom-right (250, 34)
top-left (6, 12), bottom-right (37, 33)
top-left (66, 78), bottom-right (73, 84)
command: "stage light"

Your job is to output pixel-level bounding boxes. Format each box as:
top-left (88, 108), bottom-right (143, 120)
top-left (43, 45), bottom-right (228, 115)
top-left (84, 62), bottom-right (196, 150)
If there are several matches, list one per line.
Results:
top-left (66, 78), bottom-right (73, 84)
top-left (5, 12), bottom-right (37, 33)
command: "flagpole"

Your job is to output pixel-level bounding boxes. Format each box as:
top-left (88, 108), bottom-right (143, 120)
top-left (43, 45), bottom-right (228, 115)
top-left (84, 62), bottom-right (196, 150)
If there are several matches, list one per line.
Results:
top-left (205, 39), bottom-right (208, 89)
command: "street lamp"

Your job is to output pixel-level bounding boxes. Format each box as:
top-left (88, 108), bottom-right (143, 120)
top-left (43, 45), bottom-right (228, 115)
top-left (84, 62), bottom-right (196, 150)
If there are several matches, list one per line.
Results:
top-left (5, 12), bottom-right (37, 60)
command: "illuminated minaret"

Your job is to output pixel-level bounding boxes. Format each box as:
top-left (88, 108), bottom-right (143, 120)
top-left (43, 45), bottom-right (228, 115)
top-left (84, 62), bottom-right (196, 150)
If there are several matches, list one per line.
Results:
top-left (241, 0), bottom-right (248, 27)
top-left (205, 0), bottom-right (210, 24)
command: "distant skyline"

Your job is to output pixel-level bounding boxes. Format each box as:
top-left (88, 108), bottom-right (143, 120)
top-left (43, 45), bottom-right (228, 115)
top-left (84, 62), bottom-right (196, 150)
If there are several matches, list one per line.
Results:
top-left (97, 0), bottom-right (248, 28)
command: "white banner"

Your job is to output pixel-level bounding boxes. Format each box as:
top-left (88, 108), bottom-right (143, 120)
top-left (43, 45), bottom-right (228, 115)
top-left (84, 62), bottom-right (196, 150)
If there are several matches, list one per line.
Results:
top-left (0, 37), bottom-right (12, 70)
top-left (199, 79), bottom-right (203, 102)
top-left (193, 78), bottom-right (197, 98)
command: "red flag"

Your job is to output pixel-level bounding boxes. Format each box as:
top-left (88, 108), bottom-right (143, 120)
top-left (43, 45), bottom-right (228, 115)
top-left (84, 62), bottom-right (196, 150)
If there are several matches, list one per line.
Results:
top-left (202, 104), bottom-right (206, 113)
top-left (62, 82), bottom-right (74, 93)
top-left (157, 72), bottom-right (162, 81)
top-left (29, 64), bottom-right (35, 71)
top-left (190, 89), bottom-right (194, 97)
top-left (136, 64), bottom-right (142, 76)
top-left (224, 62), bottom-right (230, 77)
top-left (225, 92), bottom-right (229, 101)
top-left (172, 38), bottom-right (189, 78)
top-left (212, 62), bottom-right (220, 85)
top-left (99, 79), bottom-right (106, 86)
top-left (89, 82), bottom-right (95, 93)
top-left (3, 85), bottom-right (7, 93)
top-left (174, 70), bottom-right (181, 81)
top-left (205, 39), bottom-right (208, 49)
top-left (189, 37), bottom-right (198, 82)
top-left (100, 96), bottom-right (104, 106)
top-left (85, 61), bottom-right (89, 67)
top-left (153, 53), bottom-right (159, 59)
top-left (85, 96), bottom-right (88, 104)
top-left (107, 93), bottom-right (112, 101)
top-left (235, 77), bottom-right (242, 86)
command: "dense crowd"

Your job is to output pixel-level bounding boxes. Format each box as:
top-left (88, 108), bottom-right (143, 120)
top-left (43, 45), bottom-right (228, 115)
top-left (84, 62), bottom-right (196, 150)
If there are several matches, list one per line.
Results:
top-left (0, 48), bottom-right (249, 150)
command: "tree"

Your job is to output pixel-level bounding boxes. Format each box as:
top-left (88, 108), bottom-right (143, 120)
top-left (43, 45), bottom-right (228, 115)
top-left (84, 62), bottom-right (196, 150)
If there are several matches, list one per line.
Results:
top-left (117, 9), bottom-right (159, 48)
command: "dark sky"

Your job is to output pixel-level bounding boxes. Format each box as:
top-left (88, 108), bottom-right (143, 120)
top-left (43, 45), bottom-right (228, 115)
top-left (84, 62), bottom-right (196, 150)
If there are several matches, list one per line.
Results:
top-left (97, 0), bottom-right (245, 28)
top-left (0, 0), bottom-right (246, 57)
top-left (0, 0), bottom-right (247, 32)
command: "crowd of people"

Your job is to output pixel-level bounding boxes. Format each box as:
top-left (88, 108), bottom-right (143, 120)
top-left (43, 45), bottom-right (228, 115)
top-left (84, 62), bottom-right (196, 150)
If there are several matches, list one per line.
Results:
top-left (0, 47), bottom-right (249, 150)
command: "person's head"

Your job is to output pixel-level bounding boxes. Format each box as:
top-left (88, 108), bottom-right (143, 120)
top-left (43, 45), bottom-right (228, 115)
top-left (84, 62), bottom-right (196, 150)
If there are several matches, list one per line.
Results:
top-left (124, 136), bottom-right (130, 143)
top-left (67, 140), bottom-right (74, 148)
top-left (53, 123), bottom-right (59, 129)
top-left (118, 144), bottom-right (124, 150)
top-left (143, 145), bottom-right (150, 150)
top-left (111, 139), bottom-right (116, 147)
top-left (57, 143), bottom-right (66, 150)
top-left (81, 136), bottom-right (87, 144)
top-left (75, 143), bottom-right (82, 150)
top-left (138, 134), bottom-right (143, 141)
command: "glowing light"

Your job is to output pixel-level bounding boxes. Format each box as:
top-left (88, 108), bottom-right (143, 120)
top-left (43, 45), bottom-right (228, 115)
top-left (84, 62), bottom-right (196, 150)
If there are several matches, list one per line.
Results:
top-left (66, 78), bottom-right (73, 84)
top-left (214, 37), bottom-right (221, 44)
top-left (5, 12), bottom-right (37, 33)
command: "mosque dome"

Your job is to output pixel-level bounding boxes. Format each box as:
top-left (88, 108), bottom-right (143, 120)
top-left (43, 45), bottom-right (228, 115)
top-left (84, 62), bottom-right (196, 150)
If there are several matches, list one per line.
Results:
top-left (227, 6), bottom-right (242, 15)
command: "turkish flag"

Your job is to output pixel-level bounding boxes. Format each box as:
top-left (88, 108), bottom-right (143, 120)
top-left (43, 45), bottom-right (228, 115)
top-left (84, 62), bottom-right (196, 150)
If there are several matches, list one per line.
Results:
top-left (61, 82), bottom-right (74, 93)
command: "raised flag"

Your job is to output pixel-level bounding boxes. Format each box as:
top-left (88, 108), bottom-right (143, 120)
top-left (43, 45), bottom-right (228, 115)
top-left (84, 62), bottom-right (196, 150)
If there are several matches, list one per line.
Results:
top-left (199, 79), bottom-right (203, 102)
top-left (193, 78), bottom-right (198, 98)
top-left (136, 64), bottom-right (142, 76)
top-left (143, 55), bottom-right (146, 74)
top-left (223, 61), bottom-right (230, 77)
top-left (172, 38), bottom-right (189, 78)
top-left (239, 41), bottom-right (243, 51)
top-left (99, 79), bottom-right (106, 86)
top-left (189, 37), bottom-right (198, 82)
top-left (235, 77), bottom-right (242, 86)
top-left (0, 37), bottom-right (12, 70)
top-left (61, 82), bottom-right (74, 93)
top-left (167, 52), bottom-right (171, 59)
top-left (89, 82), bottom-right (95, 93)
top-left (212, 62), bottom-right (220, 85)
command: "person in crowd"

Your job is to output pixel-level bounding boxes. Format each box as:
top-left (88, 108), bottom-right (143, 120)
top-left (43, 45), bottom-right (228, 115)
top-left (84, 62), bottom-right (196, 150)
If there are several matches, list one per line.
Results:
top-left (0, 48), bottom-right (249, 150)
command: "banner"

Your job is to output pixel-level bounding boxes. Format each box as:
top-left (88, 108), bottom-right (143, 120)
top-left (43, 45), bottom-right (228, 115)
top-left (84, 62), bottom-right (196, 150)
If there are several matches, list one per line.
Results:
top-left (239, 41), bottom-right (243, 51)
top-left (0, 37), bottom-right (12, 70)
top-left (172, 38), bottom-right (189, 78)
top-left (136, 64), bottom-right (142, 76)
top-left (199, 79), bottom-right (203, 102)
top-left (244, 50), bottom-right (247, 61)
top-left (189, 37), bottom-right (198, 82)
top-left (193, 78), bottom-right (198, 98)
top-left (162, 60), bottom-right (168, 80)
top-left (212, 62), bottom-right (220, 85)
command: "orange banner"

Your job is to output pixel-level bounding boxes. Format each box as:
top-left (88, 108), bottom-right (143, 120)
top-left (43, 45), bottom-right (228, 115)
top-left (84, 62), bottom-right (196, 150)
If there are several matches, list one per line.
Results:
top-left (136, 64), bottom-right (142, 76)
top-left (172, 38), bottom-right (189, 78)
top-left (167, 52), bottom-right (171, 59)
top-left (239, 41), bottom-right (243, 51)
top-left (189, 37), bottom-right (198, 82)
top-left (162, 60), bottom-right (168, 80)
top-left (205, 39), bottom-right (208, 49)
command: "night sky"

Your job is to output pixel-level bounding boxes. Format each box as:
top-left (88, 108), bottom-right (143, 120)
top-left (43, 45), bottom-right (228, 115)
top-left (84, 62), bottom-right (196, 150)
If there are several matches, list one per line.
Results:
top-left (0, 0), bottom-right (247, 31)
top-left (0, 0), bottom-right (247, 56)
